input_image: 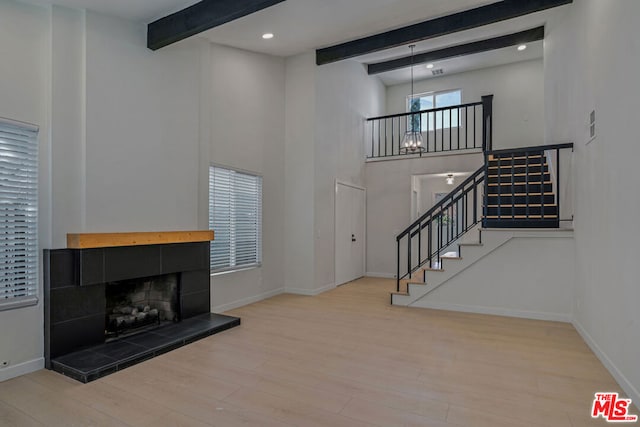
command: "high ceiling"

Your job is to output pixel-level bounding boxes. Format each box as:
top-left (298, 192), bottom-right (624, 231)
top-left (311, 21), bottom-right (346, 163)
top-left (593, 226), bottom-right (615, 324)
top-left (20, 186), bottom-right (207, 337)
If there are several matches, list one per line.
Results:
top-left (26, 0), bottom-right (497, 55)
top-left (377, 40), bottom-right (543, 86)
top-left (26, 0), bottom-right (201, 22)
top-left (23, 0), bottom-right (564, 85)
top-left (198, 0), bottom-right (497, 57)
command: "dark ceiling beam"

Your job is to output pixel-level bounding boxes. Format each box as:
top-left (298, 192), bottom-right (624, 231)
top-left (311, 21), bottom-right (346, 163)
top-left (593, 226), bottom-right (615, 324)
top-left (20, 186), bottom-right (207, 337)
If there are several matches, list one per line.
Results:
top-left (148, 0), bottom-right (286, 51)
top-left (316, 0), bottom-right (571, 65)
top-left (368, 26), bottom-right (544, 75)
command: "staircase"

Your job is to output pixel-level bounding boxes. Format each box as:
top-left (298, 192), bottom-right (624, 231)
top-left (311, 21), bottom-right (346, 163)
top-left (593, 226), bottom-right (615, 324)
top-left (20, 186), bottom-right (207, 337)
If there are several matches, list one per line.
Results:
top-left (484, 148), bottom-right (559, 228)
top-left (392, 143), bottom-right (573, 306)
top-left (392, 226), bottom-right (511, 305)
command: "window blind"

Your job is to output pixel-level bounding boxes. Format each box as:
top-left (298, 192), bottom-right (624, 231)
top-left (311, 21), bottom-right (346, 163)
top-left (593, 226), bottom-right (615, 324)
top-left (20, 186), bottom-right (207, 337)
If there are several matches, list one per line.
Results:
top-left (0, 118), bottom-right (39, 310)
top-left (209, 166), bottom-right (262, 273)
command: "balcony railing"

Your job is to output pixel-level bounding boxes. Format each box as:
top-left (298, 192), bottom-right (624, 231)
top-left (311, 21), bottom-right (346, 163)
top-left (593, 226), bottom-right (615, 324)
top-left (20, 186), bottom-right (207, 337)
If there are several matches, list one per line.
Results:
top-left (366, 95), bottom-right (493, 160)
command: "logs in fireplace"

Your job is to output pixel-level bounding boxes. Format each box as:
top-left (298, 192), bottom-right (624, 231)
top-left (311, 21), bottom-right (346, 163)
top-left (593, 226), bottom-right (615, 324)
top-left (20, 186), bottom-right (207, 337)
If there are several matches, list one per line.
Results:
top-left (104, 273), bottom-right (180, 340)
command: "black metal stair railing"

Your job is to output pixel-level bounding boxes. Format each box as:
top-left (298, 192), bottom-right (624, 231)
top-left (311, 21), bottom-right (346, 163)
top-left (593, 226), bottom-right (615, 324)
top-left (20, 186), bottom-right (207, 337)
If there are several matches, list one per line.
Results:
top-left (396, 166), bottom-right (485, 292)
top-left (394, 143), bottom-right (574, 292)
top-left (367, 95), bottom-right (493, 159)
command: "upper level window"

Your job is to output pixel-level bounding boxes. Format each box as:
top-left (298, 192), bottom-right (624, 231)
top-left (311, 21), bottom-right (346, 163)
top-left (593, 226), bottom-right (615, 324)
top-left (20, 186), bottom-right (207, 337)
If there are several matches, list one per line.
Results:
top-left (407, 89), bottom-right (462, 131)
top-left (209, 165), bottom-right (262, 274)
top-left (0, 118), bottom-right (39, 311)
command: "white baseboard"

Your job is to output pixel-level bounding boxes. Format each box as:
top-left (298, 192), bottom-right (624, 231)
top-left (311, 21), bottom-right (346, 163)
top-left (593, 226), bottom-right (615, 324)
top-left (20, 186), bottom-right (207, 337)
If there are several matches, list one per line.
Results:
top-left (573, 320), bottom-right (640, 408)
top-left (0, 357), bottom-right (44, 383)
top-left (286, 283), bottom-right (336, 296)
top-left (365, 272), bottom-right (395, 279)
top-left (211, 288), bottom-right (284, 313)
top-left (412, 300), bottom-right (572, 323)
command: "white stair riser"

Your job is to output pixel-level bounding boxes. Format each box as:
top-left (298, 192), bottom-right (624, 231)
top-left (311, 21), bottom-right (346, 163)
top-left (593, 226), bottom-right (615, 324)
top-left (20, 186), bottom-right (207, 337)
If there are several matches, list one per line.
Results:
top-left (392, 230), bottom-right (513, 306)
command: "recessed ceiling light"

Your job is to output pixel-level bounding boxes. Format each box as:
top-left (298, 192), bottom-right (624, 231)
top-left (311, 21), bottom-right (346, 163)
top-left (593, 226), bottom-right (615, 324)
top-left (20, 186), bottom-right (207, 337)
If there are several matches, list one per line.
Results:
top-left (262, 33), bottom-right (274, 40)
top-left (517, 44), bottom-right (527, 51)
top-left (426, 63), bottom-right (434, 69)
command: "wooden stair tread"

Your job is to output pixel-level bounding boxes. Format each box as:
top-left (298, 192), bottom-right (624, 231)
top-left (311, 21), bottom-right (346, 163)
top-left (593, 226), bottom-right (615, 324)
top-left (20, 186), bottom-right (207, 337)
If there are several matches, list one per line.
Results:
top-left (488, 181), bottom-right (552, 186)
top-left (391, 291), bottom-right (409, 296)
top-left (440, 256), bottom-right (462, 260)
top-left (487, 172), bottom-right (548, 177)
top-left (486, 204), bottom-right (557, 208)
top-left (488, 164), bottom-right (547, 169)
top-left (459, 242), bottom-right (482, 246)
top-left (487, 192), bottom-right (554, 196)
top-left (485, 215), bottom-right (558, 219)
top-left (399, 277), bottom-right (425, 285)
top-left (489, 154), bottom-right (543, 161)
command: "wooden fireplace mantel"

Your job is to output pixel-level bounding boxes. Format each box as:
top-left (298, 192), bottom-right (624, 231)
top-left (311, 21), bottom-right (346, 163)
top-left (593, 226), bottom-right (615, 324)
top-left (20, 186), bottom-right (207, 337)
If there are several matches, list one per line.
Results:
top-left (66, 230), bottom-right (214, 249)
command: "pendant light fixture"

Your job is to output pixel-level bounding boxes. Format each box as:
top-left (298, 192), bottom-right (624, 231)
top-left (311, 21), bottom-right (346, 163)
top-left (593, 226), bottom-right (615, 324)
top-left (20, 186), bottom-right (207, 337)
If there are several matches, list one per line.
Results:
top-left (446, 174), bottom-right (455, 185)
top-left (401, 44), bottom-right (425, 154)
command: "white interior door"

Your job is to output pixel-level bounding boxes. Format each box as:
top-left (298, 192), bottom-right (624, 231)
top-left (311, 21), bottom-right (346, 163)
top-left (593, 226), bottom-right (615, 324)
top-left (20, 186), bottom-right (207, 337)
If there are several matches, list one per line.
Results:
top-left (335, 182), bottom-right (366, 286)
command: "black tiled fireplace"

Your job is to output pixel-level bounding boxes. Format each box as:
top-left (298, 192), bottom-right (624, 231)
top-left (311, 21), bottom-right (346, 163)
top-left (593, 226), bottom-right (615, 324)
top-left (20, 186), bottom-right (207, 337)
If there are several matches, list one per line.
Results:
top-left (43, 240), bottom-right (240, 382)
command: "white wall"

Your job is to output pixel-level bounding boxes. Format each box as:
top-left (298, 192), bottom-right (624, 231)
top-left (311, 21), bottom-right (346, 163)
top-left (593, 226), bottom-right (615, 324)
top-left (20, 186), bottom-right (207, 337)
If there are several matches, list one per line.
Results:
top-left (416, 173), bottom-right (471, 214)
top-left (386, 59), bottom-right (544, 150)
top-left (283, 53), bottom-right (316, 294)
top-left (207, 44), bottom-right (286, 311)
top-left (415, 234), bottom-right (574, 321)
top-left (366, 153), bottom-right (482, 277)
top-left (50, 6), bottom-right (85, 246)
top-left (545, 0), bottom-right (640, 404)
top-left (313, 60), bottom-right (385, 290)
top-left (0, 0), bottom-right (50, 381)
top-left (84, 12), bottom-right (201, 233)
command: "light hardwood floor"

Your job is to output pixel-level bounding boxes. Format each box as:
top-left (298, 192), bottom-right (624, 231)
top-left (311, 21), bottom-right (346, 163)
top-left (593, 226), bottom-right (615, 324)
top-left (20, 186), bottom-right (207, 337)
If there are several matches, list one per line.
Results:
top-left (0, 277), bottom-right (634, 426)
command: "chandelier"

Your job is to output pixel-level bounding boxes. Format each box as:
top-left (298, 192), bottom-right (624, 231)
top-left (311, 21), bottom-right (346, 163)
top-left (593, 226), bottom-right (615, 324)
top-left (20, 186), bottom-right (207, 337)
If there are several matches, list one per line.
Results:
top-left (401, 44), bottom-right (424, 154)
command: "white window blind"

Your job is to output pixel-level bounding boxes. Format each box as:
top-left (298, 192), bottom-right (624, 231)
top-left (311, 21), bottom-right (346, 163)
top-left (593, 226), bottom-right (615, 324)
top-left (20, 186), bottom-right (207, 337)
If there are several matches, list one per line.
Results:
top-left (0, 118), bottom-right (39, 311)
top-left (209, 165), bottom-right (262, 273)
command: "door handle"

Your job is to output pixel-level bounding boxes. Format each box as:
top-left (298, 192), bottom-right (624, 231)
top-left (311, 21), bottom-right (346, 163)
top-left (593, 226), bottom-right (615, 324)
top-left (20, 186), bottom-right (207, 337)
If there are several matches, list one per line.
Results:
top-left (351, 234), bottom-right (356, 242)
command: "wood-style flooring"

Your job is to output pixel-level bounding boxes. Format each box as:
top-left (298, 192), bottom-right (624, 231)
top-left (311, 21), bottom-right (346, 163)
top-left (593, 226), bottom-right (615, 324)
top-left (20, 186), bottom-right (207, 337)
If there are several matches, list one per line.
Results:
top-left (0, 277), bottom-right (633, 426)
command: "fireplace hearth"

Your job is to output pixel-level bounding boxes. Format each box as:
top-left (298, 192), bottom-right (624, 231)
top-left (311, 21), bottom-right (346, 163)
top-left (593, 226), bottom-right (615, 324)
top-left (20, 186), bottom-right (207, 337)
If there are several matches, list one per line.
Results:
top-left (44, 235), bottom-right (240, 383)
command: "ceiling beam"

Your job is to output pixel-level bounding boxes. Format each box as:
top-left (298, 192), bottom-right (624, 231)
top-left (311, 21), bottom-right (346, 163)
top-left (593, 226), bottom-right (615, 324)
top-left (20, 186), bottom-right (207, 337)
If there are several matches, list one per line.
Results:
top-left (316, 0), bottom-right (571, 65)
top-left (148, 0), bottom-right (286, 51)
top-left (368, 26), bottom-right (544, 75)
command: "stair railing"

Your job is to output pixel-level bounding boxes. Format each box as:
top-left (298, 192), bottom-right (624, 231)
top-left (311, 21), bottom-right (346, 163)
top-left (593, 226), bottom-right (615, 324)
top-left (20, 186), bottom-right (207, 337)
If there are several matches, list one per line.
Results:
top-left (366, 95), bottom-right (493, 160)
top-left (396, 166), bottom-right (485, 291)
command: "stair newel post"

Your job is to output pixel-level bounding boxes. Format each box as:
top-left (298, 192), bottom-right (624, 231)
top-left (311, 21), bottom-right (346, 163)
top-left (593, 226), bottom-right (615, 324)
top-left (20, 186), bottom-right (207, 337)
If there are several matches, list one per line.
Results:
top-left (418, 224), bottom-right (422, 266)
top-left (396, 238), bottom-right (401, 292)
top-left (473, 178), bottom-right (478, 224)
top-left (556, 148), bottom-right (561, 222)
top-left (407, 233), bottom-right (412, 280)
top-left (481, 94), bottom-right (494, 152)
top-left (428, 219), bottom-right (432, 269)
top-left (437, 214), bottom-right (441, 266)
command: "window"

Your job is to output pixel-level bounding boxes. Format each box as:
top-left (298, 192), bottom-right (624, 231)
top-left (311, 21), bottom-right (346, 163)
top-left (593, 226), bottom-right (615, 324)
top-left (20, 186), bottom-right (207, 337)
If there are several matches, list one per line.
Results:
top-left (0, 118), bottom-right (39, 311)
top-left (407, 89), bottom-right (462, 131)
top-left (209, 165), bottom-right (262, 273)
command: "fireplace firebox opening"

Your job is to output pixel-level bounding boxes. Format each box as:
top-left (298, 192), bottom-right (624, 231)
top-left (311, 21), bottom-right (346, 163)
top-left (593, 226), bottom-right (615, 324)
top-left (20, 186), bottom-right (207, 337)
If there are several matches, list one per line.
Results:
top-left (105, 273), bottom-right (179, 340)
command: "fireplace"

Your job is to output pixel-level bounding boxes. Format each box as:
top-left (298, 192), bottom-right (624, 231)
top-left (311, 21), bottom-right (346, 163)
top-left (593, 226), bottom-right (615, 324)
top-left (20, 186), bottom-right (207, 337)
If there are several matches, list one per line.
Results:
top-left (105, 273), bottom-right (179, 340)
top-left (43, 232), bottom-right (240, 383)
